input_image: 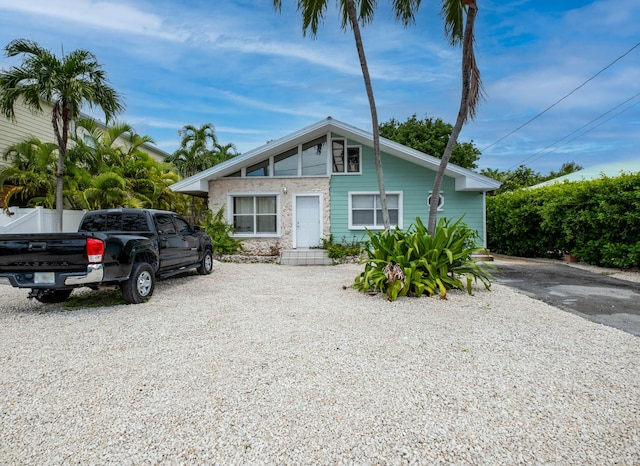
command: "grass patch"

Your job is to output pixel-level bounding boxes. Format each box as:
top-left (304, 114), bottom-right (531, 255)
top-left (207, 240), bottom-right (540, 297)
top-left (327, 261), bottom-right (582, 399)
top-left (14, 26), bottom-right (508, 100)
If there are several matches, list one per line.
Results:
top-left (63, 289), bottom-right (126, 310)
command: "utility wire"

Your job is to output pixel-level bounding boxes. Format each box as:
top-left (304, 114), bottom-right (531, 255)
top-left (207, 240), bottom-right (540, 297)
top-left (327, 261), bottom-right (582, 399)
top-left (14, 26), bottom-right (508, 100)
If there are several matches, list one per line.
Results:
top-left (482, 41), bottom-right (640, 153)
top-left (507, 90), bottom-right (640, 170)
top-left (523, 99), bottom-right (640, 167)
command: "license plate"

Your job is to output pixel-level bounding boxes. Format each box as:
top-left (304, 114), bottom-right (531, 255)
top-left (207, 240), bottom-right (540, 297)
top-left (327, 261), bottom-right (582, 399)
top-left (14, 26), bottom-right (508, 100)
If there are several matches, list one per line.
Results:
top-left (34, 272), bottom-right (55, 284)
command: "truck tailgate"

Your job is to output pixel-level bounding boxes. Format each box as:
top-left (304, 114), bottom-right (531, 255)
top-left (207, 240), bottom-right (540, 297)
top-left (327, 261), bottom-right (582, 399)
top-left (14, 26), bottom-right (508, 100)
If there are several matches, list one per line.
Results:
top-left (0, 234), bottom-right (89, 272)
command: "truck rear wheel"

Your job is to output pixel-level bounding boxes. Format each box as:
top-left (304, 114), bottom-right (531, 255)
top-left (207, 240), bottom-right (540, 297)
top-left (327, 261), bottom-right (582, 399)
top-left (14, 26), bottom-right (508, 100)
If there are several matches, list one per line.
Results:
top-left (122, 262), bottom-right (155, 304)
top-left (197, 249), bottom-right (214, 275)
top-left (34, 289), bottom-right (73, 304)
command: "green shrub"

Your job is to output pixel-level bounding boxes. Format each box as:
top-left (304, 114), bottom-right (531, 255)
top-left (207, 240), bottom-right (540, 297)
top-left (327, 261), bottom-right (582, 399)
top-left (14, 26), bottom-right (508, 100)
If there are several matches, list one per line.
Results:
top-left (200, 207), bottom-right (243, 255)
top-left (354, 217), bottom-right (493, 301)
top-left (487, 173), bottom-right (640, 268)
top-left (320, 235), bottom-right (363, 259)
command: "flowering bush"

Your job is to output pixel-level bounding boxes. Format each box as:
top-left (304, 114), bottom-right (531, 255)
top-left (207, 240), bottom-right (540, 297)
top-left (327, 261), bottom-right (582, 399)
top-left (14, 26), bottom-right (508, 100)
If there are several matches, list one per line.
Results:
top-left (354, 217), bottom-right (492, 301)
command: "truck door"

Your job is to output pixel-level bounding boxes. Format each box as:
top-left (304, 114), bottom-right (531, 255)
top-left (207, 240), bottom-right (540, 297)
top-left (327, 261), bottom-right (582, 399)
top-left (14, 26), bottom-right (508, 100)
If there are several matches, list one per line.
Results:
top-left (154, 214), bottom-right (189, 270)
top-left (171, 215), bottom-right (199, 266)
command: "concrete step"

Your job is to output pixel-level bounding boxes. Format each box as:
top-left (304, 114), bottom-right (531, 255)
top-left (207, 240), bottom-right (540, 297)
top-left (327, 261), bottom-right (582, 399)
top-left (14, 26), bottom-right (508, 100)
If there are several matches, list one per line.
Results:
top-left (280, 249), bottom-right (332, 266)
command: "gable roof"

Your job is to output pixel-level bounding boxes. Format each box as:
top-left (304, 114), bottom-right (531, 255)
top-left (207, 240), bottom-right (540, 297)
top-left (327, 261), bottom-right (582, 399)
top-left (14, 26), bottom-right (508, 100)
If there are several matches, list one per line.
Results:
top-left (170, 117), bottom-right (501, 196)
top-left (532, 158), bottom-right (640, 188)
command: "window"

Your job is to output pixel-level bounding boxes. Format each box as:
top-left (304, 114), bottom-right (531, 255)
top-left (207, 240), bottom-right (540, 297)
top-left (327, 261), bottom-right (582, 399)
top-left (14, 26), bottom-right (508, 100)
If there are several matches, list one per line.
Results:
top-left (231, 195), bottom-right (278, 236)
top-left (349, 193), bottom-right (401, 229)
top-left (155, 214), bottom-right (176, 234)
top-left (172, 216), bottom-right (193, 235)
top-left (274, 148), bottom-right (299, 177)
top-left (332, 139), bottom-right (360, 174)
top-left (427, 192), bottom-right (445, 211)
top-left (301, 137), bottom-right (327, 176)
top-left (246, 159), bottom-right (270, 177)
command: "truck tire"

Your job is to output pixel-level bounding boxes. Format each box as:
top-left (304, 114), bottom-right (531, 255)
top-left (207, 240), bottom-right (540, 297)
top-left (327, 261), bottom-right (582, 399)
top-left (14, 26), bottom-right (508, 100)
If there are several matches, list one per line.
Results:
top-left (34, 289), bottom-right (73, 304)
top-left (197, 249), bottom-right (214, 275)
top-left (122, 262), bottom-right (155, 304)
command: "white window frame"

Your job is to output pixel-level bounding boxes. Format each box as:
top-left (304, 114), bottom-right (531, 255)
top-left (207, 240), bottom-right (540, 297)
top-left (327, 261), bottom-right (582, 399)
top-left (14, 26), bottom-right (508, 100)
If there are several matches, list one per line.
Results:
top-left (427, 191), bottom-right (445, 211)
top-left (348, 191), bottom-right (403, 230)
top-left (227, 192), bottom-right (281, 237)
top-left (331, 139), bottom-right (362, 175)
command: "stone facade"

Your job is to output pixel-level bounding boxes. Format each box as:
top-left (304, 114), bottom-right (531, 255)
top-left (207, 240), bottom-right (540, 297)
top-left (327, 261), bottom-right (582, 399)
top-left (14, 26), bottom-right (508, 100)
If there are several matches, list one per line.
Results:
top-left (208, 177), bottom-right (331, 255)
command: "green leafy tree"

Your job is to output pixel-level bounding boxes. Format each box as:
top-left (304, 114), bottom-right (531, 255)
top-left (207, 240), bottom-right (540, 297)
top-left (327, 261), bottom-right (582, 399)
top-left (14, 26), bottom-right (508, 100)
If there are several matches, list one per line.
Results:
top-left (0, 38), bottom-right (123, 231)
top-left (273, 0), bottom-right (421, 230)
top-left (480, 161), bottom-right (583, 194)
top-left (379, 114), bottom-right (481, 169)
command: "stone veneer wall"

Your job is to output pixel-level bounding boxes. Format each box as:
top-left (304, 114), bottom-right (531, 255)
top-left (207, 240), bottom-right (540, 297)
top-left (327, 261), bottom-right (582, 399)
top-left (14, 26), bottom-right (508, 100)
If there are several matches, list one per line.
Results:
top-left (208, 177), bottom-right (331, 255)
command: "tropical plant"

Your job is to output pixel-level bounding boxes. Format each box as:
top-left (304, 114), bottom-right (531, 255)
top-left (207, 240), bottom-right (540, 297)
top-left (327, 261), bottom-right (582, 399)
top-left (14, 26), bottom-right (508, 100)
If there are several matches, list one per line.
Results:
top-left (273, 0), bottom-right (422, 229)
top-left (0, 38), bottom-right (123, 231)
top-left (200, 206), bottom-right (243, 255)
top-left (354, 217), bottom-right (492, 301)
top-left (428, 0), bottom-right (482, 234)
top-left (167, 123), bottom-right (237, 178)
top-left (0, 138), bottom-right (58, 210)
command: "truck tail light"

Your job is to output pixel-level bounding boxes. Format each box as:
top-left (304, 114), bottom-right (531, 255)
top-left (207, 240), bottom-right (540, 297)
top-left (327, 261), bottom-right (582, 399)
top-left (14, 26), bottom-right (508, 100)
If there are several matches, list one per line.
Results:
top-left (86, 238), bottom-right (105, 264)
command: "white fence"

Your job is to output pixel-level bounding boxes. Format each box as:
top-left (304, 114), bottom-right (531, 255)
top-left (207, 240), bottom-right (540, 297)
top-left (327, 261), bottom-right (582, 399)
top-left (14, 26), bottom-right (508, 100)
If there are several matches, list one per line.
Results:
top-left (0, 207), bottom-right (86, 234)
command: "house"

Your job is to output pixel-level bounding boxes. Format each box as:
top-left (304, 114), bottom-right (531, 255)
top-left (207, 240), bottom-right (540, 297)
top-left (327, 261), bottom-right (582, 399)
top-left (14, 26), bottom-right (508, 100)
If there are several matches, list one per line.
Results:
top-left (0, 97), bottom-right (170, 168)
top-left (170, 117), bottom-right (500, 255)
top-left (531, 158), bottom-right (640, 189)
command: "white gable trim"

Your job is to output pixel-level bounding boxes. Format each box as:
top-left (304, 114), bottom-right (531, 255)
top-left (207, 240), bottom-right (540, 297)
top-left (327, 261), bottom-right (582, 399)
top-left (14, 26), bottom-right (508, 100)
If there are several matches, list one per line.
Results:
top-left (170, 117), bottom-right (501, 195)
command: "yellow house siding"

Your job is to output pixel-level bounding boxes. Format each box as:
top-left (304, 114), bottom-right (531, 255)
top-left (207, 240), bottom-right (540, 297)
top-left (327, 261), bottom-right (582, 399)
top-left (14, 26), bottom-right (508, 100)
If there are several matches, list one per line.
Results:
top-left (0, 100), bottom-right (57, 166)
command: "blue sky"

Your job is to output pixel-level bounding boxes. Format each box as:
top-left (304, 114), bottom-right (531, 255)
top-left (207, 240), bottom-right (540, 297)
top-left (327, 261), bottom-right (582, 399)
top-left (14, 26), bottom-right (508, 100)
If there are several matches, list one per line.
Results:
top-left (0, 0), bottom-right (638, 174)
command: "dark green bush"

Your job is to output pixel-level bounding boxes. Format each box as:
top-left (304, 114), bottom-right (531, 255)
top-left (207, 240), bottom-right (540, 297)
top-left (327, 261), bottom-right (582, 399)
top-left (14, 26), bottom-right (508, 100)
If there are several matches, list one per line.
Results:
top-left (200, 206), bottom-right (243, 255)
top-left (354, 217), bottom-right (492, 301)
top-left (487, 173), bottom-right (640, 268)
top-left (321, 235), bottom-right (363, 259)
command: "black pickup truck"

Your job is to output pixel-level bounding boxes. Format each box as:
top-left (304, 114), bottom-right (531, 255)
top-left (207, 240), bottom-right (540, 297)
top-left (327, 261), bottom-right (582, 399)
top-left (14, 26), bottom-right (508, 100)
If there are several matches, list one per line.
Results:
top-left (0, 208), bottom-right (213, 304)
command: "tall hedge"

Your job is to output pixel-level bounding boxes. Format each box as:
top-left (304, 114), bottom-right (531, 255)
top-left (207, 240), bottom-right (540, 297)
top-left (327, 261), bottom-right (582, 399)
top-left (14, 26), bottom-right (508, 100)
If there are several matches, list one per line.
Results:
top-left (487, 173), bottom-right (640, 268)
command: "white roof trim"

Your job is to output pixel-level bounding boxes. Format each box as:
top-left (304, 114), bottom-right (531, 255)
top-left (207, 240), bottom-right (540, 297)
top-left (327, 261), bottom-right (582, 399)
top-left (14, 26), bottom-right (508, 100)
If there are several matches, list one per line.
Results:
top-left (170, 117), bottom-right (501, 195)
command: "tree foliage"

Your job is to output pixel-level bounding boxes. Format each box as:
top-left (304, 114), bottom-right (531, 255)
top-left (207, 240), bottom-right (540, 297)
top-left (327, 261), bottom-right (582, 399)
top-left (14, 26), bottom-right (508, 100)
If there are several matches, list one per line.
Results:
top-left (487, 173), bottom-right (640, 268)
top-left (481, 162), bottom-right (583, 194)
top-left (379, 114), bottom-right (481, 169)
top-left (167, 123), bottom-right (238, 178)
top-left (0, 38), bottom-right (123, 230)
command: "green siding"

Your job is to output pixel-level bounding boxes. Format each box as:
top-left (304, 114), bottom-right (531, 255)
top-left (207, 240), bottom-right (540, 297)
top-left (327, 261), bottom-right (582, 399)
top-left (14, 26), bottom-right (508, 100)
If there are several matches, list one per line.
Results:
top-left (329, 137), bottom-right (486, 245)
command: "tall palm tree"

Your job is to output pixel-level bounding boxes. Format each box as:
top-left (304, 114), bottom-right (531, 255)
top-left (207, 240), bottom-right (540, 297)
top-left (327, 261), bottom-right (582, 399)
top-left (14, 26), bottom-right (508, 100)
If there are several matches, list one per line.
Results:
top-left (273, 0), bottom-right (421, 229)
top-left (0, 38), bottom-right (123, 231)
top-left (427, 0), bottom-right (483, 234)
top-left (168, 123), bottom-right (220, 178)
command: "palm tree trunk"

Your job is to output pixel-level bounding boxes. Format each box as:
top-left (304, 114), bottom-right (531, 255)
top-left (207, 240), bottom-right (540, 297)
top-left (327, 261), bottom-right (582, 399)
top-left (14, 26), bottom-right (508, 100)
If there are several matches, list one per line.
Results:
top-left (346, 0), bottom-right (390, 229)
top-left (427, 0), bottom-right (478, 234)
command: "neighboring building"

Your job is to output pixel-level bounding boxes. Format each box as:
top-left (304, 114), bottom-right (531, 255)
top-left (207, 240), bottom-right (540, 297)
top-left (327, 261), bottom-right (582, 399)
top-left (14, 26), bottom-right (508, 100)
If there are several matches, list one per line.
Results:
top-left (532, 158), bottom-right (640, 189)
top-left (0, 97), bottom-right (170, 168)
top-left (171, 117), bottom-right (500, 254)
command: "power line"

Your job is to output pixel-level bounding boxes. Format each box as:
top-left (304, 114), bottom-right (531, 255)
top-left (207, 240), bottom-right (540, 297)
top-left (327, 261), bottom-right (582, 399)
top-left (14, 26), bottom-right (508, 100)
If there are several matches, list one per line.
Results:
top-left (482, 41), bottom-right (640, 153)
top-left (507, 90), bottom-right (640, 170)
top-left (522, 99), bottom-right (640, 167)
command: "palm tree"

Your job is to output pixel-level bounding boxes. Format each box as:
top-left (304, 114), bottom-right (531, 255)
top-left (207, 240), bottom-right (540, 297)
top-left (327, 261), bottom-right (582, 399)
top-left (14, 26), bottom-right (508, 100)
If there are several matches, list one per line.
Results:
top-left (168, 123), bottom-right (221, 178)
top-left (0, 38), bottom-right (123, 231)
top-left (427, 0), bottom-right (483, 234)
top-left (0, 138), bottom-right (58, 210)
top-left (273, 0), bottom-right (421, 229)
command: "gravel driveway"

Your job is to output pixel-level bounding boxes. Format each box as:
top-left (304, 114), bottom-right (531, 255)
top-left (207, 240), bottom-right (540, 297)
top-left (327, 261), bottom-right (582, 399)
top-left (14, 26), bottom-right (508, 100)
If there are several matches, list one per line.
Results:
top-left (1, 262), bottom-right (639, 465)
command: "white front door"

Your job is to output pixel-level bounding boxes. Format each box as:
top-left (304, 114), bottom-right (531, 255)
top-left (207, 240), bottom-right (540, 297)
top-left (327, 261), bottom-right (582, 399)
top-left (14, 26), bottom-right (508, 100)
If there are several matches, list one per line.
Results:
top-left (295, 195), bottom-right (321, 248)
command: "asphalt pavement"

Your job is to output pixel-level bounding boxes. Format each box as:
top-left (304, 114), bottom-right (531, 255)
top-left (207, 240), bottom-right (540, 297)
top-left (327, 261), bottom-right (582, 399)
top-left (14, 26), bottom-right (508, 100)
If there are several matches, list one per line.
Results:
top-left (491, 255), bottom-right (640, 337)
